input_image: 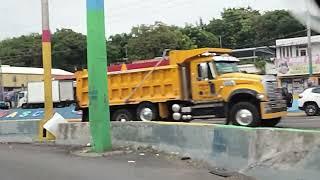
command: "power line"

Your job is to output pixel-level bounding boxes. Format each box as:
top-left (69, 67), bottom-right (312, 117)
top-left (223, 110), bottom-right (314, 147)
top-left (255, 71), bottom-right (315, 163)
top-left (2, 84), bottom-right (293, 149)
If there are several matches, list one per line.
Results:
top-left (234, 29), bottom-right (307, 49)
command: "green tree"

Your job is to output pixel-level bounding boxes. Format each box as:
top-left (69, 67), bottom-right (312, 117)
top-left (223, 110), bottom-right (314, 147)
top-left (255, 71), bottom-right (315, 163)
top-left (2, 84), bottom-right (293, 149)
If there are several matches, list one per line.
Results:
top-left (52, 29), bottom-right (87, 71)
top-left (0, 29), bottom-right (87, 72)
top-left (127, 22), bottom-right (195, 60)
top-left (107, 33), bottom-right (130, 63)
top-left (206, 7), bottom-right (260, 48)
top-left (181, 25), bottom-right (219, 48)
top-left (254, 10), bottom-right (306, 46)
top-left (0, 33), bottom-right (42, 67)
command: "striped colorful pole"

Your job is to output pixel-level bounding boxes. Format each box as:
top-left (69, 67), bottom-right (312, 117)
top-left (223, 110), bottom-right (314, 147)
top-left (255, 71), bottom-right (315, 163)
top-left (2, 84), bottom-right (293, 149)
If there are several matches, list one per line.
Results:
top-left (40, 0), bottom-right (55, 141)
top-left (86, 0), bottom-right (112, 152)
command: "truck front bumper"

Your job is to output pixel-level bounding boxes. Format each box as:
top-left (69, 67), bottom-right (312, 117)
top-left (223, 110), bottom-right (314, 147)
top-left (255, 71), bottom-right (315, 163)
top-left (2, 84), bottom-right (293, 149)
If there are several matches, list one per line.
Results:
top-left (260, 100), bottom-right (287, 119)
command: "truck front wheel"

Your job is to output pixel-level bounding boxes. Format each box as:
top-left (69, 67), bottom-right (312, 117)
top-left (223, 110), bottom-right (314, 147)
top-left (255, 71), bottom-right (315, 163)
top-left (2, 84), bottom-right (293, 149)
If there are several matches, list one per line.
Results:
top-left (229, 102), bottom-right (261, 127)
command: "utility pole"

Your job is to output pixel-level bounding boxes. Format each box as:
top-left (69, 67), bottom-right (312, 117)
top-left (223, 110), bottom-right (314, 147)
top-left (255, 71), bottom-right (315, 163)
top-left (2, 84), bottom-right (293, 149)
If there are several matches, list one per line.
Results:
top-left (86, 0), bottom-right (112, 152)
top-left (40, 0), bottom-right (54, 140)
top-left (307, 0), bottom-right (313, 75)
top-left (219, 36), bottom-right (222, 48)
top-left (0, 59), bottom-right (3, 101)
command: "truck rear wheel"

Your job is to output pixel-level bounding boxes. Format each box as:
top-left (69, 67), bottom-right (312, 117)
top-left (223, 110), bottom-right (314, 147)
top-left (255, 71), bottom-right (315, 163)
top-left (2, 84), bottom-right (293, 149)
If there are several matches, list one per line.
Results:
top-left (136, 103), bottom-right (158, 121)
top-left (82, 108), bottom-right (89, 122)
top-left (261, 117), bottom-right (281, 127)
top-left (229, 102), bottom-right (261, 127)
top-left (112, 109), bottom-right (134, 122)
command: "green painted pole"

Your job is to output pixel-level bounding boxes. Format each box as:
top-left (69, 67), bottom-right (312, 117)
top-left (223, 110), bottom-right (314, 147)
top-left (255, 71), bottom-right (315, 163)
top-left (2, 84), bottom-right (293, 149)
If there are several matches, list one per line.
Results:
top-left (86, 0), bottom-right (111, 152)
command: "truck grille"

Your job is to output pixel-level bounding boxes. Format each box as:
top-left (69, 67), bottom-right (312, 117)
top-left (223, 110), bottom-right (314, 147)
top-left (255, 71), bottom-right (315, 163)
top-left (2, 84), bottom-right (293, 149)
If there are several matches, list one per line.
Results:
top-left (265, 81), bottom-right (283, 101)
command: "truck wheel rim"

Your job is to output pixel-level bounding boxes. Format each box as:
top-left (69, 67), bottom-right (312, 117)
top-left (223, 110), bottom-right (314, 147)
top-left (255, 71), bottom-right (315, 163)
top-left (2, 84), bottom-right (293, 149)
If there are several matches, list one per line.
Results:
top-left (140, 108), bottom-right (153, 121)
top-left (117, 114), bottom-right (128, 122)
top-left (235, 109), bottom-right (253, 126)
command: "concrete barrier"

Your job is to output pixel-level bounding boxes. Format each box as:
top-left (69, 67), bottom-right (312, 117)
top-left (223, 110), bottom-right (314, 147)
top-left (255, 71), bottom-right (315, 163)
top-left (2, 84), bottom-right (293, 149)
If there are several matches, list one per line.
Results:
top-left (56, 122), bottom-right (320, 180)
top-left (0, 120), bottom-right (39, 143)
top-left (57, 122), bottom-right (91, 145)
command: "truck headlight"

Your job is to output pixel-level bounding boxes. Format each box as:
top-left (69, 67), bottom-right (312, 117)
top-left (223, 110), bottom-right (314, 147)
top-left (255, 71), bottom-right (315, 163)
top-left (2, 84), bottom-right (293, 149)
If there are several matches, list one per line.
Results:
top-left (257, 94), bottom-right (265, 100)
top-left (223, 80), bottom-right (236, 86)
top-left (172, 104), bottom-right (181, 112)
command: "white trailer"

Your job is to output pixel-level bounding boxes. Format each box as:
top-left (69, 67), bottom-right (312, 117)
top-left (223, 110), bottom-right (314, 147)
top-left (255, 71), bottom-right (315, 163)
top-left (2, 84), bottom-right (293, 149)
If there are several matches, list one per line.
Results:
top-left (18, 80), bottom-right (75, 108)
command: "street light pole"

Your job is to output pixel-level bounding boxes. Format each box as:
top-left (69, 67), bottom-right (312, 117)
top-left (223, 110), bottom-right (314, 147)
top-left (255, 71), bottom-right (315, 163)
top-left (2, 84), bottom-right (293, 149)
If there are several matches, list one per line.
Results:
top-left (40, 0), bottom-right (54, 140)
top-left (86, 0), bottom-right (112, 152)
top-left (307, 0), bottom-right (313, 76)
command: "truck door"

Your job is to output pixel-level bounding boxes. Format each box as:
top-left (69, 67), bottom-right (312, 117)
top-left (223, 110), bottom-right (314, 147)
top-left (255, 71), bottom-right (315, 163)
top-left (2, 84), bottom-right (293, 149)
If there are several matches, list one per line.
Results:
top-left (191, 61), bottom-right (220, 101)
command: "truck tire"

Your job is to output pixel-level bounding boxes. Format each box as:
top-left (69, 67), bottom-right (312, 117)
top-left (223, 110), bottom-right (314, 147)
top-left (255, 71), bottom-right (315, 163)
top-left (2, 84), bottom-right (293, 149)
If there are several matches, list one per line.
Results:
top-left (304, 103), bottom-right (318, 116)
top-left (136, 103), bottom-right (158, 121)
top-left (21, 103), bottom-right (28, 109)
top-left (112, 109), bottom-right (134, 122)
top-left (229, 102), bottom-right (261, 127)
top-left (261, 117), bottom-right (281, 127)
top-left (82, 108), bottom-right (89, 122)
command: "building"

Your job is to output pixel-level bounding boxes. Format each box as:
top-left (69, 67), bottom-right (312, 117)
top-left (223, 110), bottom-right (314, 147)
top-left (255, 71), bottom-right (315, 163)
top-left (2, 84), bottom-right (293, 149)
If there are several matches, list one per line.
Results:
top-left (275, 35), bottom-right (320, 96)
top-left (232, 46), bottom-right (275, 75)
top-left (232, 46), bottom-right (275, 61)
top-left (238, 64), bottom-right (261, 74)
top-left (0, 65), bottom-right (74, 91)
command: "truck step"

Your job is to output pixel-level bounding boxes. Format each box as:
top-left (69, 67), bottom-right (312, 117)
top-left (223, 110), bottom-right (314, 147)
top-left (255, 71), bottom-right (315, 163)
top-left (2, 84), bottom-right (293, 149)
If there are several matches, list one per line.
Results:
top-left (192, 103), bottom-right (224, 109)
top-left (193, 115), bottom-right (217, 119)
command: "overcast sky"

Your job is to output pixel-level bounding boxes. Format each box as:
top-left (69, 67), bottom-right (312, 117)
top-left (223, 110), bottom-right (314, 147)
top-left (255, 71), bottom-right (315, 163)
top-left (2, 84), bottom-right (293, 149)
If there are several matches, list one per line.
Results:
top-left (0, 0), bottom-right (302, 39)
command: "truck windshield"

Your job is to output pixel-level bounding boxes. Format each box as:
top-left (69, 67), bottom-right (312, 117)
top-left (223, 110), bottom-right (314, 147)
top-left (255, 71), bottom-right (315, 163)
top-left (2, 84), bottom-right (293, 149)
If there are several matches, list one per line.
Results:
top-left (215, 62), bottom-right (239, 74)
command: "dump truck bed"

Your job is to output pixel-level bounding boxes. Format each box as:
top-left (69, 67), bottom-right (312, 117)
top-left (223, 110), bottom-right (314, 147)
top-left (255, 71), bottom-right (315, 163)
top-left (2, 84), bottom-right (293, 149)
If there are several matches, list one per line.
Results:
top-left (76, 64), bottom-right (182, 108)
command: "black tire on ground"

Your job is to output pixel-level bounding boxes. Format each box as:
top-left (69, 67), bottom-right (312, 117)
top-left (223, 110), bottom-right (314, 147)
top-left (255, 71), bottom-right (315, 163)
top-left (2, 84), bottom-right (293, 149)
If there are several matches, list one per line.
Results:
top-left (56, 103), bottom-right (65, 108)
top-left (82, 108), bottom-right (89, 122)
top-left (229, 102), bottom-right (261, 127)
top-left (21, 103), bottom-right (28, 109)
top-left (136, 102), bottom-right (158, 121)
top-left (304, 103), bottom-right (318, 116)
top-left (111, 109), bottom-right (134, 122)
top-left (261, 117), bottom-right (281, 127)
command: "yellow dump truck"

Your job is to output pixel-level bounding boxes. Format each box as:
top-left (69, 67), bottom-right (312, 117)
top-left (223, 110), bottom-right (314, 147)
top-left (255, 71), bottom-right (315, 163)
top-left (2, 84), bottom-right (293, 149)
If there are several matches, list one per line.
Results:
top-left (75, 48), bottom-right (287, 127)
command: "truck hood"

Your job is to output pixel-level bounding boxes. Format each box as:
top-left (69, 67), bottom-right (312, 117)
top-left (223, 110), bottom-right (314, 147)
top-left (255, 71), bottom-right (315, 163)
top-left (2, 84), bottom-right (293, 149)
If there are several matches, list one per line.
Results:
top-left (219, 73), bottom-right (262, 81)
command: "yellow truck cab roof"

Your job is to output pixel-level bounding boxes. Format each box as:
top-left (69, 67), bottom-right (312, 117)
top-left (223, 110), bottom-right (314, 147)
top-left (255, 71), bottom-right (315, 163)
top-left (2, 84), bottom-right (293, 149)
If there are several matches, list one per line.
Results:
top-left (213, 55), bottom-right (240, 62)
top-left (169, 48), bottom-right (232, 65)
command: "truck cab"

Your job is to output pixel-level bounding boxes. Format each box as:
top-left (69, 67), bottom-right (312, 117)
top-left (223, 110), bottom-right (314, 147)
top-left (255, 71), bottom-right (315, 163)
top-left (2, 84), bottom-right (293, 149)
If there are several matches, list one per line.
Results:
top-left (17, 91), bottom-right (27, 108)
top-left (171, 49), bottom-right (287, 126)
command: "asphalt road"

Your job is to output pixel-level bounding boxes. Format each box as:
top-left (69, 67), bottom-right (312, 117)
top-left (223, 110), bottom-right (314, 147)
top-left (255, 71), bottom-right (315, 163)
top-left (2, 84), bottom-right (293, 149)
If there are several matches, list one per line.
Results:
top-left (278, 116), bottom-right (320, 129)
top-left (0, 144), bottom-right (223, 180)
top-left (194, 115), bottom-right (320, 129)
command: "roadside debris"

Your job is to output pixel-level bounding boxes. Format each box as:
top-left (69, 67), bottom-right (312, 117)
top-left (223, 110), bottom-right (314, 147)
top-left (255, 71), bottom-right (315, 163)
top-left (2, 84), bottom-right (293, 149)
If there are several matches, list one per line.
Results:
top-left (181, 156), bottom-right (191, 161)
top-left (171, 152), bottom-right (179, 155)
top-left (209, 167), bottom-right (257, 180)
top-left (209, 167), bottom-right (236, 177)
